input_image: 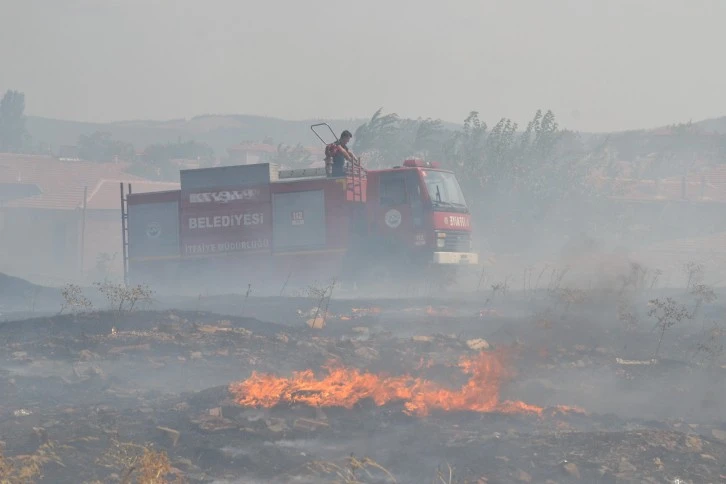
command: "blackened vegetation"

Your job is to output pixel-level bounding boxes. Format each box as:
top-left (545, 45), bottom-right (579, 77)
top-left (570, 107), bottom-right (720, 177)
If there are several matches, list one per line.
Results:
top-left (0, 276), bottom-right (725, 484)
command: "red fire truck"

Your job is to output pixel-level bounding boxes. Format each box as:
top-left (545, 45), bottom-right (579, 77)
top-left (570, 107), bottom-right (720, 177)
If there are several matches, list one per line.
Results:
top-left (121, 126), bottom-right (478, 293)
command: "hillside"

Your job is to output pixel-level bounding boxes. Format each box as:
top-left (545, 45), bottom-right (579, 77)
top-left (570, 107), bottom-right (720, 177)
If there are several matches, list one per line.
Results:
top-left (23, 112), bottom-right (726, 163)
top-left (26, 114), bottom-right (370, 155)
top-left (693, 115), bottom-right (726, 133)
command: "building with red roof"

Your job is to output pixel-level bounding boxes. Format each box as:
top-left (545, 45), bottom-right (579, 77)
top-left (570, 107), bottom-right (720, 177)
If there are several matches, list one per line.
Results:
top-left (0, 154), bottom-right (179, 284)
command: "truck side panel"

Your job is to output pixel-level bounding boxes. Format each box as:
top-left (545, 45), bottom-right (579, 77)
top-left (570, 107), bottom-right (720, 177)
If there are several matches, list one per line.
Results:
top-left (272, 190), bottom-right (327, 251)
top-left (179, 163), bottom-right (278, 191)
top-left (127, 190), bottom-right (181, 261)
top-left (326, 180), bottom-right (353, 249)
top-left (179, 195), bottom-right (273, 257)
top-left (180, 185), bottom-right (271, 209)
top-left (270, 178), bottom-right (351, 250)
top-left (178, 164), bottom-right (278, 257)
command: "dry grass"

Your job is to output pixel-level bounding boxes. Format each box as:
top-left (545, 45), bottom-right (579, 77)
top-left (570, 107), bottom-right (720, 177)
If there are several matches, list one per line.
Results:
top-left (133, 448), bottom-right (174, 484)
top-left (305, 454), bottom-right (396, 483)
top-left (0, 441), bottom-right (64, 484)
top-left (435, 463), bottom-right (455, 484)
top-left (98, 439), bottom-right (182, 484)
top-left (303, 457), bottom-right (485, 484)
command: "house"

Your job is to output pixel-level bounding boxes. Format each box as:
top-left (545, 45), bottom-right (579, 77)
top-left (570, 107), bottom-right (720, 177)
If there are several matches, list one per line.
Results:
top-left (169, 158), bottom-right (202, 170)
top-left (226, 143), bottom-right (278, 165)
top-left (0, 154), bottom-right (179, 285)
top-left (57, 145), bottom-right (80, 161)
top-left (226, 143), bottom-right (327, 167)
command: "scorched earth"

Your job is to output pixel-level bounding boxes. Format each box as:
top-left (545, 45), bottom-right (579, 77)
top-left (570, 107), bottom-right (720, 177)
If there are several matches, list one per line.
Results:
top-left (1, 281), bottom-right (725, 483)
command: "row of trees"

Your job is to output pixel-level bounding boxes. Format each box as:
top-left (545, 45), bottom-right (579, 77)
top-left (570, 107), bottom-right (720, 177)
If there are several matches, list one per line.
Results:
top-left (76, 133), bottom-right (217, 165)
top-left (2, 87), bottom-right (722, 250)
top-left (3, 88), bottom-right (724, 190)
top-left (76, 132), bottom-right (217, 181)
top-left (352, 108), bottom-right (602, 210)
top-left (270, 142), bottom-right (312, 167)
top-left (77, 131), bottom-right (136, 162)
top-left (351, 108), bottom-right (622, 250)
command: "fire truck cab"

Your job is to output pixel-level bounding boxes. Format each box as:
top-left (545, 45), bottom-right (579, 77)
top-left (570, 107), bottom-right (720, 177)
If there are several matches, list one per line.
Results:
top-left (347, 159), bottom-right (477, 283)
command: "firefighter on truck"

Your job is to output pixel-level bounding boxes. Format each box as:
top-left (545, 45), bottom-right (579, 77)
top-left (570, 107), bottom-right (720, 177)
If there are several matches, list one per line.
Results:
top-left (325, 130), bottom-right (359, 177)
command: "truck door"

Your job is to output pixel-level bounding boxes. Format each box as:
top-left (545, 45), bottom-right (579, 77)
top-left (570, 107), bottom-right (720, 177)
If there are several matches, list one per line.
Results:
top-left (403, 169), bottom-right (428, 248)
top-left (373, 171), bottom-right (413, 249)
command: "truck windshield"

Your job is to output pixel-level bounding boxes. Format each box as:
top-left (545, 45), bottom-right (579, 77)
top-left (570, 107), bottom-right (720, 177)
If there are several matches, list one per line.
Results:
top-left (422, 170), bottom-right (468, 211)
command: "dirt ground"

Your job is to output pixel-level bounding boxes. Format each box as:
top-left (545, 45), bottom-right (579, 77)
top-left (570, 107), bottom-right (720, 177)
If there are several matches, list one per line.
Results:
top-left (1, 279), bottom-right (726, 483)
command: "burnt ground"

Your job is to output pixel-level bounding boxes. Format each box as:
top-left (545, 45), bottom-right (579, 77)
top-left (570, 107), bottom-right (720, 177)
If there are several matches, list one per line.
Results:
top-left (1, 286), bottom-right (726, 483)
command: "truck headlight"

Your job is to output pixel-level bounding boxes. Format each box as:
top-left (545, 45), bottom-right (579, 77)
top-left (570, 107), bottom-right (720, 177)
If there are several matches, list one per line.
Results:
top-left (436, 238), bottom-right (445, 248)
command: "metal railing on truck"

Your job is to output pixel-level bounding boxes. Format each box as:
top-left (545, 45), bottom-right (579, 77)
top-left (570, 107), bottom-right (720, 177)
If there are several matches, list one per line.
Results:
top-left (309, 122), bottom-right (366, 203)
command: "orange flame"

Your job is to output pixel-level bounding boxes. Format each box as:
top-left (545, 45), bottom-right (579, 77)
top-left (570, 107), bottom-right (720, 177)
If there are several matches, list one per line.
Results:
top-left (229, 350), bottom-right (545, 417)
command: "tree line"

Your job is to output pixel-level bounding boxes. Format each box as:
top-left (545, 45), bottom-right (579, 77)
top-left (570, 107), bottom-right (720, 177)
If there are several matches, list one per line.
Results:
top-left (2, 89), bottom-right (725, 190)
top-left (4, 88), bottom-right (725, 248)
top-left (352, 108), bottom-right (602, 213)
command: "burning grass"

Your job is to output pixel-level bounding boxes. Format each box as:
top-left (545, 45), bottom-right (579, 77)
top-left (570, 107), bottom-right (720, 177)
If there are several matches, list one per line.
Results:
top-left (229, 349), bottom-right (551, 416)
top-left (1, 279), bottom-right (724, 482)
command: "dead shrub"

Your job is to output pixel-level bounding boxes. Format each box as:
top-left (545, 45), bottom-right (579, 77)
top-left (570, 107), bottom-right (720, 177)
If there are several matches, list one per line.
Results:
top-left (59, 283), bottom-right (93, 315)
top-left (94, 281), bottom-right (155, 314)
top-left (489, 274), bottom-right (512, 300)
top-left (683, 261), bottom-right (705, 290)
top-left (689, 283), bottom-right (718, 318)
top-left (617, 300), bottom-right (639, 330)
top-left (648, 297), bottom-right (693, 360)
top-left (617, 261), bottom-right (649, 294)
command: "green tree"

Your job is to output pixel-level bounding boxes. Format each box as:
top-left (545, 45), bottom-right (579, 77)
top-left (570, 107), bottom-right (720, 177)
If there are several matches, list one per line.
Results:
top-left (444, 109), bottom-right (605, 247)
top-left (131, 139), bottom-right (216, 181)
top-left (412, 118), bottom-right (448, 160)
top-left (270, 143), bottom-right (312, 168)
top-left (353, 108), bottom-right (402, 167)
top-left (445, 111), bottom-right (487, 186)
top-left (353, 109), bottom-right (451, 167)
top-left (515, 109), bottom-right (564, 202)
top-left (352, 108), bottom-right (598, 216)
top-left (143, 140), bottom-right (215, 165)
top-left (482, 117), bottom-right (518, 189)
top-left (0, 90), bottom-right (28, 152)
top-left (78, 131), bottom-right (136, 162)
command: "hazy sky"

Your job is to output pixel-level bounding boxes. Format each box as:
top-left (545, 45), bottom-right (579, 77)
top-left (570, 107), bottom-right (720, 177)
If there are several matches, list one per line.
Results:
top-left (2, 0), bottom-right (725, 132)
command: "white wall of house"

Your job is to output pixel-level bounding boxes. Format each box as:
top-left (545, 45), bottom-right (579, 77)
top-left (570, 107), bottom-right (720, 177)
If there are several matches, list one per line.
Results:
top-left (0, 208), bottom-right (126, 286)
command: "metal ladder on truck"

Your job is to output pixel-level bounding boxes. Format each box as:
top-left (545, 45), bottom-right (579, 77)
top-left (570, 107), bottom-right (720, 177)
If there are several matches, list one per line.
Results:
top-left (310, 123), bottom-right (368, 285)
top-left (120, 182), bottom-right (132, 286)
top-left (310, 123), bottom-right (366, 202)
top-left (346, 156), bottom-right (366, 202)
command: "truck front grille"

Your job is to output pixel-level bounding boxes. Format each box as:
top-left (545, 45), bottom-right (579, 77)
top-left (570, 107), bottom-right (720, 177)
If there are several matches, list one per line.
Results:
top-left (441, 231), bottom-right (471, 252)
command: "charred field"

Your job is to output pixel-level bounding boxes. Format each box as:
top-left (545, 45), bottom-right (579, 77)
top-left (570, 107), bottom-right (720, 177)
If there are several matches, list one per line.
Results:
top-left (1, 279), bottom-right (726, 483)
